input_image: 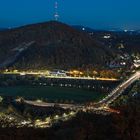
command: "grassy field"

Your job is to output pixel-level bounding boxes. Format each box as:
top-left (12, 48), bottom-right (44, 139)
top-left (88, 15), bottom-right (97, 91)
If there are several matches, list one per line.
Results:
top-left (0, 86), bottom-right (105, 103)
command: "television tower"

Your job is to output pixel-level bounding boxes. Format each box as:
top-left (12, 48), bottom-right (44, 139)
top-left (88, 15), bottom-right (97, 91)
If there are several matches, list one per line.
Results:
top-left (54, 1), bottom-right (59, 21)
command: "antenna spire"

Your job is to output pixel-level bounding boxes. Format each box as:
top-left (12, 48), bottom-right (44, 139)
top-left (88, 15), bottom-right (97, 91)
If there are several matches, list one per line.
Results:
top-left (54, 1), bottom-right (59, 21)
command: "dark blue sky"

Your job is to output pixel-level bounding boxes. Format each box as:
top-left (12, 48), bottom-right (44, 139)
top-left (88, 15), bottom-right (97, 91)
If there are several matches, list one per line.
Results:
top-left (0, 0), bottom-right (140, 30)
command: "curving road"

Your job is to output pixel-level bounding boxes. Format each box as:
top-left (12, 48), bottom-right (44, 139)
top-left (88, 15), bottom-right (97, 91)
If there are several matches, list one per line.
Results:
top-left (24, 100), bottom-right (84, 110)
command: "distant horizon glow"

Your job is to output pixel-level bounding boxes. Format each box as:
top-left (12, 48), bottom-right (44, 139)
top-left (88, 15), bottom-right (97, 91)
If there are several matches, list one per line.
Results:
top-left (0, 0), bottom-right (140, 30)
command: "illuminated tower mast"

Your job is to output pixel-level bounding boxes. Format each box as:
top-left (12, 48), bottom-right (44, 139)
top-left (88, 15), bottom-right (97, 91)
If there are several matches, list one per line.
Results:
top-left (54, 1), bottom-right (59, 21)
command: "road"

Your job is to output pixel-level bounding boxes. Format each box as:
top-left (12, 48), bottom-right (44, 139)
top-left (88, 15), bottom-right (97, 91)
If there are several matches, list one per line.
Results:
top-left (3, 71), bottom-right (118, 81)
top-left (24, 100), bottom-right (84, 110)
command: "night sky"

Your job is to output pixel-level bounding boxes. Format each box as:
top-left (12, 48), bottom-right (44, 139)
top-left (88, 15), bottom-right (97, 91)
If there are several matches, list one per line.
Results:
top-left (0, 0), bottom-right (140, 30)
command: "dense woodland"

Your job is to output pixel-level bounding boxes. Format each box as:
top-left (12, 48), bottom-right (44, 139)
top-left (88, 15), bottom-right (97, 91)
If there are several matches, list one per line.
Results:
top-left (0, 21), bottom-right (115, 70)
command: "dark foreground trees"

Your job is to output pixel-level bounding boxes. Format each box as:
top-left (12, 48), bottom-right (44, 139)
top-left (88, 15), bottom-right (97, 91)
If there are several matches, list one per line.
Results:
top-left (0, 98), bottom-right (140, 140)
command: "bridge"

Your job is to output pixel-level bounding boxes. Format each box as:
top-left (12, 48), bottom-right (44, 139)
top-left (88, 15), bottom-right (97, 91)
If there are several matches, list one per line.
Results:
top-left (96, 71), bottom-right (140, 107)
